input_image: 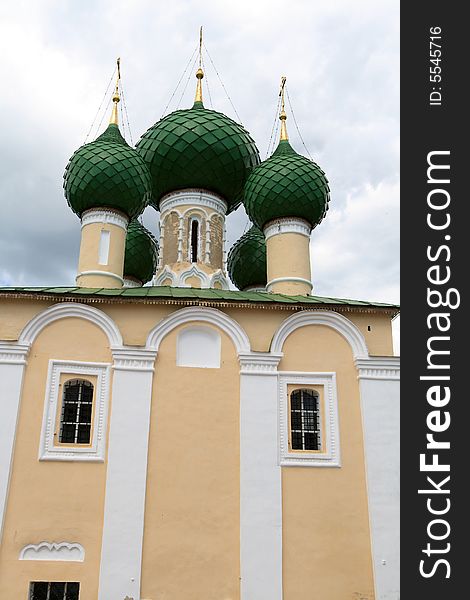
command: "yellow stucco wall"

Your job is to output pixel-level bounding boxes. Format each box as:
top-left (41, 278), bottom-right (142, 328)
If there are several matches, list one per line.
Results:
top-left (77, 220), bottom-right (127, 288)
top-left (0, 296), bottom-right (396, 599)
top-left (280, 324), bottom-right (375, 599)
top-left (140, 323), bottom-right (240, 600)
top-left (0, 318), bottom-right (111, 599)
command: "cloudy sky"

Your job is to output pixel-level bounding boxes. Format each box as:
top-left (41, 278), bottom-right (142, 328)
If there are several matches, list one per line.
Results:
top-left (0, 0), bottom-right (399, 348)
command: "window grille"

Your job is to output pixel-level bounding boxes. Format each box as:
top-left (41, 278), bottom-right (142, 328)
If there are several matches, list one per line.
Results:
top-left (59, 379), bottom-right (93, 444)
top-left (290, 388), bottom-right (321, 450)
top-left (29, 581), bottom-right (80, 600)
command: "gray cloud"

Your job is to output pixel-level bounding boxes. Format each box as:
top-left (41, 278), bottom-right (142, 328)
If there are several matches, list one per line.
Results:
top-left (0, 0), bottom-right (399, 347)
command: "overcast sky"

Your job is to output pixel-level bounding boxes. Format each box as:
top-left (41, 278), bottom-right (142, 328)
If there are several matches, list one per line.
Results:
top-left (0, 0), bottom-right (399, 349)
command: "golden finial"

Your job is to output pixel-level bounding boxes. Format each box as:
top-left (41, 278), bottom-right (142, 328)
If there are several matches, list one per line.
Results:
top-left (194, 27), bottom-right (204, 104)
top-left (110, 57), bottom-right (121, 125)
top-left (279, 75), bottom-right (288, 141)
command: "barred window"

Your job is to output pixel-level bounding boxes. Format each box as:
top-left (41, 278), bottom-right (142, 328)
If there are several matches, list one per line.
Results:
top-left (290, 388), bottom-right (321, 451)
top-left (59, 379), bottom-right (94, 445)
top-left (29, 581), bottom-right (80, 600)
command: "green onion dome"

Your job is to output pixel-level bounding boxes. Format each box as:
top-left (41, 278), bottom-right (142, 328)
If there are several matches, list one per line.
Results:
top-left (135, 102), bottom-right (260, 213)
top-left (243, 139), bottom-right (330, 230)
top-left (123, 219), bottom-right (159, 285)
top-left (227, 225), bottom-right (267, 291)
top-left (64, 124), bottom-right (152, 219)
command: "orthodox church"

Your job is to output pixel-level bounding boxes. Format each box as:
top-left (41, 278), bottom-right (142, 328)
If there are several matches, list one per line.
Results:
top-left (0, 48), bottom-right (400, 600)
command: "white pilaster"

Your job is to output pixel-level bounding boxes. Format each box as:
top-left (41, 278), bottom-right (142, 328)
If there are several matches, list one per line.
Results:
top-left (239, 352), bottom-right (283, 600)
top-left (0, 342), bottom-right (30, 540)
top-left (98, 348), bottom-right (157, 600)
top-left (356, 356), bottom-right (400, 600)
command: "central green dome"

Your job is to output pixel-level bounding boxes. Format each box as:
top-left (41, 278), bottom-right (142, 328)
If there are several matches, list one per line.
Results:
top-left (64, 124), bottom-right (152, 219)
top-left (136, 103), bottom-right (260, 212)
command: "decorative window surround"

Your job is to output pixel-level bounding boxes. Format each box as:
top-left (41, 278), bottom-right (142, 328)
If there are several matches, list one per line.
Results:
top-left (39, 360), bottom-right (111, 462)
top-left (355, 356), bottom-right (400, 380)
top-left (264, 217), bottom-right (312, 240)
top-left (80, 208), bottom-right (128, 231)
top-left (160, 188), bottom-right (228, 216)
top-left (279, 372), bottom-right (341, 467)
top-left (19, 541), bottom-right (85, 562)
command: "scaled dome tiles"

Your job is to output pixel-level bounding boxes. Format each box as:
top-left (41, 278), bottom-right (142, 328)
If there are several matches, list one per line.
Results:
top-left (124, 220), bottom-right (159, 285)
top-left (64, 124), bottom-right (152, 219)
top-left (136, 103), bottom-right (260, 212)
top-left (244, 140), bottom-right (330, 230)
top-left (227, 225), bottom-right (267, 291)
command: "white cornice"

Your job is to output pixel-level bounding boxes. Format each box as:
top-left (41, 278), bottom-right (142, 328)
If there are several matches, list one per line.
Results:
top-left (271, 310), bottom-right (369, 359)
top-left (160, 189), bottom-right (228, 216)
top-left (264, 217), bottom-right (312, 240)
top-left (81, 208), bottom-right (129, 231)
top-left (0, 342), bottom-right (30, 365)
top-left (238, 352), bottom-right (283, 375)
top-left (355, 356), bottom-right (400, 380)
top-left (76, 270), bottom-right (124, 285)
top-left (266, 277), bottom-right (313, 293)
top-left (112, 348), bottom-right (158, 372)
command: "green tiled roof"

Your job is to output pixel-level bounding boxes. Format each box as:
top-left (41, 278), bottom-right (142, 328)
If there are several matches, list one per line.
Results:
top-left (136, 103), bottom-right (260, 212)
top-left (0, 286), bottom-right (399, 313)
top-left (244, 140), bottom-right (330, 230)
top-left (64, 124), bottom-right (152, 219)
top-left (227, 225), bottom-right (267, 291)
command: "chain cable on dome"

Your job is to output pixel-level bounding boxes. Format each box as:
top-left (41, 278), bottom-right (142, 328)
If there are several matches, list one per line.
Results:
top-left (201, 54), bottom-right (214, 109)
top-left (176, 52), bottom-right (199, 109)
top-left (265, 94), bottom-right (282, 158)
top-left (119, 80), bottom-right (134, 146)
top-left (84, 67), bottom-right (116, 143)
top-left (202, 42), bottom-right (243, 124)
top-left (286, 87), bottom-right (313, 161)
top-left (161, 46), bottom-right (198, 118)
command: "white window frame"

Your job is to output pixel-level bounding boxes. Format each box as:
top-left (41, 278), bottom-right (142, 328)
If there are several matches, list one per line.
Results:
top-left (279, 372), bottom-right (341, 467)
top-left (39, 360), bottom-right (111, 462)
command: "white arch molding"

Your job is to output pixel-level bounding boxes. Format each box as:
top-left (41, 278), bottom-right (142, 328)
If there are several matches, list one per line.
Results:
top-left (19, 302), bottom-right (123, 348)
top-left (146, 306), bottom-right (251, 354)
top-left (270, 310), bottom-right (369, 358)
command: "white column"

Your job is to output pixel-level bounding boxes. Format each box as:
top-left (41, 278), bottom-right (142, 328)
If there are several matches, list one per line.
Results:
top-left (98, 348), bottom-right (157, 600)
top-left (0, 342), bottom-right (30, 540)
top-left (239, 352), bottom-right (283, 600)
top-left (356, 356), bottom-right (400, 600)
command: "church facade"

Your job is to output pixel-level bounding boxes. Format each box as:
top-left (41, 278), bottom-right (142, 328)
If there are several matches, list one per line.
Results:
top-left (0, 57), bottom-right (399, 600)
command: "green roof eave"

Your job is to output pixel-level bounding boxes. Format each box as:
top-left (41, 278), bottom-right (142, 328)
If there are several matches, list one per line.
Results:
top-left (0, 286), bottom-right (399, 314)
